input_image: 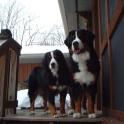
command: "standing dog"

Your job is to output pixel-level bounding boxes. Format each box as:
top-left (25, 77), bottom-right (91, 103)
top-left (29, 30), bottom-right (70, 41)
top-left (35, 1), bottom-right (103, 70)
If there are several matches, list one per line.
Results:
top-left (28, 50), bottom-right (72, 117)
top-left (43, 49), bottom-right (72, 118)
top-left (64, 29), bottom-right (100, 118)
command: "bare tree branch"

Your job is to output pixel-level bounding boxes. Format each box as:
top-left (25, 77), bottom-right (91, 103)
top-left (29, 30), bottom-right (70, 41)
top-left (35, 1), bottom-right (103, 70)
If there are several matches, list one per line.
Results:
top-left (0, 0), bottom-right (65, 46)
top-left (26, 29), bottom-right (39, 46)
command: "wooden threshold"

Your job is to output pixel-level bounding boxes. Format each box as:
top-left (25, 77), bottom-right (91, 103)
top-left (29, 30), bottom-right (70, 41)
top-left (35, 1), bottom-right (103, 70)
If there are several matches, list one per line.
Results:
top-left (103, 108), bottom-right (124, 122)
top-left (102, 117), bottom-right (124, 124)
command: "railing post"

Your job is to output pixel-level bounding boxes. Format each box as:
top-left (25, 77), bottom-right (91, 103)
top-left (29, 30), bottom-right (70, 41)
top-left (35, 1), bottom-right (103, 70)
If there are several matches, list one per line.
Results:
top-left (0, 29), bottom-right (21, 117)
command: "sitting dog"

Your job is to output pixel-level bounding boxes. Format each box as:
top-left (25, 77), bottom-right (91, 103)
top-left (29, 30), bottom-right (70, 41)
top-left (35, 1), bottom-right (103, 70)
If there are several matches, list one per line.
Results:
top-left (64, 29), bottom-right (100, 118)
top-left (43, 49), bottom-right (72, 118)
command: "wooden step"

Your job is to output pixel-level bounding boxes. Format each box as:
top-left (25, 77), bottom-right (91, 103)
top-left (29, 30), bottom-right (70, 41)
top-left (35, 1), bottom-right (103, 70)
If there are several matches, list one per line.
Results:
top-left (0, 116), bottom-right (102, 124)
top-left (0, 109), bottom-right (103, 124)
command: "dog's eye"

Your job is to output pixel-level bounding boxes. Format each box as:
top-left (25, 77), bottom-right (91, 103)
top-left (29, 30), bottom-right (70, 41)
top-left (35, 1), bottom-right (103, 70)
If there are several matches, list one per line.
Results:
top-left (78, 34), bottom-right (83, 39)
top-left (53, 56), bottom-right (57, 60)
top-left (47, 55), bottom-right (51, 60)
top-left (71, 35), bottom-right (75, 40)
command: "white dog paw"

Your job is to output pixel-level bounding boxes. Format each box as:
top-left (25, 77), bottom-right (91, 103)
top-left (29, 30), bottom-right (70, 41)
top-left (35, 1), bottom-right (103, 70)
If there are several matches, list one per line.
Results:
top-left (68, 109), bottom-right (74, 115)
top-left (88, 113), bottom-right (96, 119)
top-left (52, 114), bottom-right (59, 118)
top-left (60, 113), bottom-right (67, 117)
top-left (73, 112), bottom-right (81, 118)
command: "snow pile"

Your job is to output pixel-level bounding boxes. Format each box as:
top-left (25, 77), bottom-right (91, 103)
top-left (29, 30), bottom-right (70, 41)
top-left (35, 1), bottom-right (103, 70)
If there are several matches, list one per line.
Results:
top-left (17, 89), bottom-right (71, 109)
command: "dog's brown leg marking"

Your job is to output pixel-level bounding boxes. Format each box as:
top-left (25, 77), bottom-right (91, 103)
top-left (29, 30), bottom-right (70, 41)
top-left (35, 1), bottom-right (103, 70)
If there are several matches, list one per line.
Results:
top-left (29, 95), bottom-right (37, 111)
top-left (75, 94), bottom-right (82, 113)
top-left (87, 93), bottom-right (94, 114)
top-left (71, 99), bottom-right (75, 110)
top-left (49, 103), bottom-right (56, 116)
top-left (60, 94), bottom-right (66, 114)
top-left (43, 95), bottom-right (47, 112)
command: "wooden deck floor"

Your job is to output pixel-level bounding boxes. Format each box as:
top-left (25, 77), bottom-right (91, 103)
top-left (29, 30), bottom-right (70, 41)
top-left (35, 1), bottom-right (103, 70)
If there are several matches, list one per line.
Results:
top-left (0, 109), bottom-right (103, 124)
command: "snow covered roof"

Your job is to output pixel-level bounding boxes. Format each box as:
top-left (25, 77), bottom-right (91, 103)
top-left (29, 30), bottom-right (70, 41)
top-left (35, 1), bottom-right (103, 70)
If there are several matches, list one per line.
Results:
top-left (19, 45), bottom-right (69, 63)
top-left (21, 45), bottom-right (69, 54)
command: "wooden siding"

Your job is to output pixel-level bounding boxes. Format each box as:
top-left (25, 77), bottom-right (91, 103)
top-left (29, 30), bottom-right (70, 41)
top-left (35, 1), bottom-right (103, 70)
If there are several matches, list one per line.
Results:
top-left (18, 63), bottom-right (40, 82)
top-left (18, 63), bottom-right (40, 90)
top-left (111, 14), bottom-right (124, 111)
top-left (92, 0), bottom-right (124, 122)
top-left (0, 55), bottom-right (6, 116)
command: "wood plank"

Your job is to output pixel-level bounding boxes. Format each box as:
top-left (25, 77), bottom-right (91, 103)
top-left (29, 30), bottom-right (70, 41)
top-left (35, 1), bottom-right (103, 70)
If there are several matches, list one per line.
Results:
top-left (109, 0), bottom-right (124, 38)
top-left (8, 49), bottom-right (17, 101)
top-left (103, 108), bottom-right (124, 122)
top-left (101, 0), bottom-right (124, 54)
top-left (102, 117), bottom-right (124, 124)
top-left (0, 109), bottom-right (103, 123)
top-left (0, 55), bottom-right (6, 116)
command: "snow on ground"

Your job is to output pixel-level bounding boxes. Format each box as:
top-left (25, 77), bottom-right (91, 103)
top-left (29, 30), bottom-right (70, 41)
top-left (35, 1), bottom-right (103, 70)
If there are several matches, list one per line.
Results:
top-left (17, 89), bottom-right (71, 109)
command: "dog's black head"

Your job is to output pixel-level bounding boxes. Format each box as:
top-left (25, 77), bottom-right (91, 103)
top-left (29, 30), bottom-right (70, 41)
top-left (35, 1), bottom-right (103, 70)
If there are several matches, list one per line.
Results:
top-left (64, 29), bottom-right (95, 54)
top-left (43, 49), bottom-right (68, 76)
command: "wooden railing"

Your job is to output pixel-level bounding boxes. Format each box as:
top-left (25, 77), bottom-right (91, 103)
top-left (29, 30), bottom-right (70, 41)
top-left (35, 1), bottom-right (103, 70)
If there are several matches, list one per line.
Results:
top-left (0, 29), bottom-right (21, 117)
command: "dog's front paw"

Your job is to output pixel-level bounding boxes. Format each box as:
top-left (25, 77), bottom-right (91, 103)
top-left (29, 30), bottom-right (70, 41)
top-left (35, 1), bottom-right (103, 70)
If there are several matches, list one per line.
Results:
top-left (73, 112), bottom-right (81, 118)
top-left (68, 109), bottom-right (74, 115)
top-left (88, 113), bottom-right (96, 119)
top-left (60, 113), bottom-right (67, 117)
top-left (52, 114), bottom-right (59, 118)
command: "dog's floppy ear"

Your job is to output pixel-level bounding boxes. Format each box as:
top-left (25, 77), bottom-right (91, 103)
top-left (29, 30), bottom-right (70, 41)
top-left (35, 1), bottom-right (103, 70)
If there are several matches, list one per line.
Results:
top-left (64, 30), bottom-right (75, 48)
top-left (41, 52), bottom-right (49, 70)
top-left (88, 31), bottom-right (95, 42)
top-left (80, 29), bottom-right (95, 42)
top-left (87, 31), bottom-right (95, 48)
top-left (64, 34), bottom-right (70, 47)
top-left (64, 38), bottom-right (68, 47)
top-left (80, 29), bottom-right (95, 47)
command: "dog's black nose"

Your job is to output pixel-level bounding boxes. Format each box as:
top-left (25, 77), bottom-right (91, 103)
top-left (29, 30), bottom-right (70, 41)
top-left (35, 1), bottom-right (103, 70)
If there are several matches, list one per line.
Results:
top-left (51, 62), bottom-right (55, 68)
top-left (73, 41), bottom-right (79, 49)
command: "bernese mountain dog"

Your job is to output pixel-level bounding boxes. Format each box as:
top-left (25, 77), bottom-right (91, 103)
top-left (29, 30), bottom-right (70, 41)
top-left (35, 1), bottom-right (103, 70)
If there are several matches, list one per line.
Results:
top-left (28, 49), bottom-right (72, 118)
top-left (64, 29), bottom-right (100, 119)
top-left (28, 66), bottom-right (48, 112)
top-left (43, 49), bottom-right (72, 118)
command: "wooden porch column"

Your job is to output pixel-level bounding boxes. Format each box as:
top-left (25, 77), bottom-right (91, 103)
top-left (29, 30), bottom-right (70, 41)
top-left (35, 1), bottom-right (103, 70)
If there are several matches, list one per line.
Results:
top-left (0, 29), bottom-right (21, 117)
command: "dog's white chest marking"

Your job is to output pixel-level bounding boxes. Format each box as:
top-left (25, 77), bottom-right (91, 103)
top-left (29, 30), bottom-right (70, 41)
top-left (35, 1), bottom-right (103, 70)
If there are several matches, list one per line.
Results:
top-left (72, 52), bottom-right (94, 85)
top-left (72, 51), bottom-right (90, 63)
